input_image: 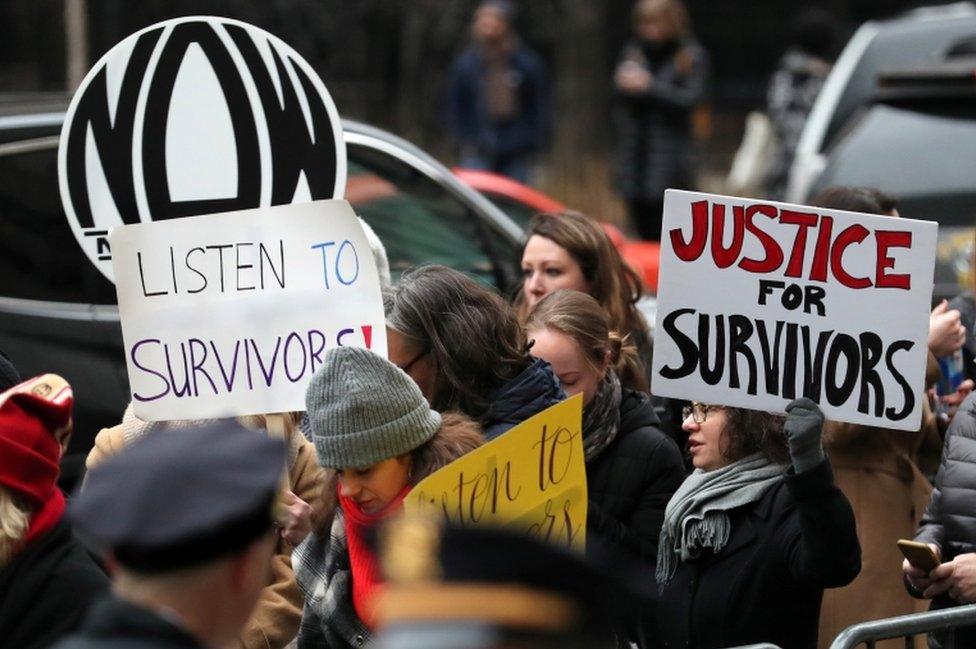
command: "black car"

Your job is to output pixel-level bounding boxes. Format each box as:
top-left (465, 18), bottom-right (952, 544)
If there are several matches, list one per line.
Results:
top-left (0, 96), bottom-right (523, 486)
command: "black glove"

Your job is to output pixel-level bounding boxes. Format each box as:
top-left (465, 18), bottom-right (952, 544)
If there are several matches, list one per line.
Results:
top-left (784, 397), bottom-right (825, 473)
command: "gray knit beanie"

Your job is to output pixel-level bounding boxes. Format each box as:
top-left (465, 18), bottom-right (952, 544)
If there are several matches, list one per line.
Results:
top-left (305, 347), bottom-right (442, 468)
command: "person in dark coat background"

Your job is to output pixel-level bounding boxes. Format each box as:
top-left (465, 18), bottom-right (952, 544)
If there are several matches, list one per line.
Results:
top-left (612, 0), bottom-right (709, 241)
top-left (525, 290), bottom-right (685, 564)
top-left (447, 0), bottom-right (548, 183)
top-left (0, 374), bottom-right (107, 649)
top-left (384, 265), bottom-right (564, 440)
top-left (52, 421), bottom-right (284, 649)
top-left (651, 398), bottom-right (860, 649)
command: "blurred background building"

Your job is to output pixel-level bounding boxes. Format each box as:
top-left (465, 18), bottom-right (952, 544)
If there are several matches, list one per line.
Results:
top-left (0, 0), bottom-right (928, 225)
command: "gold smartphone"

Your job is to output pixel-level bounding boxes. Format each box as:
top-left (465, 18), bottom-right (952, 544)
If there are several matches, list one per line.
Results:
top-left (898, 539), bottom-right (940, 572)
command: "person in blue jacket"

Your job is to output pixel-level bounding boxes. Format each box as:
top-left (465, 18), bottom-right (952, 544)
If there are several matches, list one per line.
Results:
top-left (447, 1), bottom-right (548, 183)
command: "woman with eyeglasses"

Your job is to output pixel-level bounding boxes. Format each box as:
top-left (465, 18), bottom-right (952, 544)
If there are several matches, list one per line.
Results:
top-left (649, 398), bottom-right (860, 649)
top-left (383, 265), bottom-right (564, 440)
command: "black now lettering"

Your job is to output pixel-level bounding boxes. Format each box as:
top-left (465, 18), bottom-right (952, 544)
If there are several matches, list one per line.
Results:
top-left (226, 25), bottom-right (338, 203)
top-left (64, 28), bottom-right (164, 226)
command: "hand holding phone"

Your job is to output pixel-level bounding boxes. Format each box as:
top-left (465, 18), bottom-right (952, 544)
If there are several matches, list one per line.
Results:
top-left (899, 539), bottom-right (941, 572)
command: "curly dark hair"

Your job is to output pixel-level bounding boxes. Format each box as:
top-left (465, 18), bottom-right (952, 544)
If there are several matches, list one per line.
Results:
top-left (719, 407), bottom-right (789, 465)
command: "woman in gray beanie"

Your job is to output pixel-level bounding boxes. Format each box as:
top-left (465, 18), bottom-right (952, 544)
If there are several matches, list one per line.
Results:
top-left (293, 346), bottom-right (483, 649)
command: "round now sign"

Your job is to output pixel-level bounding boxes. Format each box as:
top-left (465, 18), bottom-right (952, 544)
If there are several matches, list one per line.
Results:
top-left (58, 16), bottom-right (347, 283)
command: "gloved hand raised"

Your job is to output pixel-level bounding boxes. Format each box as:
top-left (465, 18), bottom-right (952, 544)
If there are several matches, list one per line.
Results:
top-left (784, 397), bottom-right (825, 474)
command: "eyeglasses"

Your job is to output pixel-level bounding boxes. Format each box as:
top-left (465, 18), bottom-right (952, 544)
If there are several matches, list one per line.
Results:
top-left (682, 402), bottom-right (718, 424)
top-left (398, 351), bottom-right (428, 374)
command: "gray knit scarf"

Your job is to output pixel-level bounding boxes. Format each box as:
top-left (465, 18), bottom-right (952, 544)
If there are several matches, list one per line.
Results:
top-left (655, 453), bottom-right (786, 587)
top-left (581, 372), bottom-right (622, 464)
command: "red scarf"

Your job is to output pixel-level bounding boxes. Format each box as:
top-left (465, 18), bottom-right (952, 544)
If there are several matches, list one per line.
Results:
top-left (339, 485), bottom-right (410, 628)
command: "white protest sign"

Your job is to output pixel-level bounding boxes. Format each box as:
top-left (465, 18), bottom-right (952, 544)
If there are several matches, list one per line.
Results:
top-left (651, 189), bottom-right (937, 430)
top-left (111, 200), bottom-right (385, 421)
top-left (58, 16), bottom-right (346, 283)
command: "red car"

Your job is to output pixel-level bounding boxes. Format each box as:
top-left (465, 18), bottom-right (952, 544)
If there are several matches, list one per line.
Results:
top-left (455, 169), bottom-right (661, 292)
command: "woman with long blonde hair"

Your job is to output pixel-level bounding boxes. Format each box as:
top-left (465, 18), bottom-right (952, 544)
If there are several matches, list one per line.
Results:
top-left (525, 290), bottom-right (683, 560)
top-left (1, 375), bottom-right (108, 649)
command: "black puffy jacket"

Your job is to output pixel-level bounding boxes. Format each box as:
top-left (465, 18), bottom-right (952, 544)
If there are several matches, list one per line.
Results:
top-left (913, 391), bottom-right (976, 646)
top-left (0, 520), bottom-right (108, 649)
top-left (587, 389), bottom-right (686, 563)
top-left (916, 391), bottom-right (976, 558)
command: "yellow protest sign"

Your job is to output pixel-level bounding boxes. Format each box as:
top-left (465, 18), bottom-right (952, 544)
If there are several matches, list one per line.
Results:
top-left (403, 394), bottom-right (587, 551)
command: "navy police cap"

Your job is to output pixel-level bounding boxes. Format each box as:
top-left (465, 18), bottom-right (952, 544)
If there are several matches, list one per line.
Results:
top-left (72, 419), bottom-right (285, 573)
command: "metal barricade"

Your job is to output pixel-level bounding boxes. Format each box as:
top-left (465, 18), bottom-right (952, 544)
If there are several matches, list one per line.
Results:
top-left (829, 604), bottom-right (976, 649)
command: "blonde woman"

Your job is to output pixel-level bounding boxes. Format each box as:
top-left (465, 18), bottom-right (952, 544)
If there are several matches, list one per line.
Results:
top-left (1, 375), bottom-right (108, 649)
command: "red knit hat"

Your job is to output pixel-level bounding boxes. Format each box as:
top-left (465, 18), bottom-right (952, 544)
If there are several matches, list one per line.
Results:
top-left (0, 374), bottom-right (73, 508)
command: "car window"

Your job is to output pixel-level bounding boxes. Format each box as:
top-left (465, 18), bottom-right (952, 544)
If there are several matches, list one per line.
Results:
top-left (0, 141), bottom-right (117, 304)
top-left (482, 192), bottom-right (537, 230)
top-left (345, 142), bottom-right (503, 288)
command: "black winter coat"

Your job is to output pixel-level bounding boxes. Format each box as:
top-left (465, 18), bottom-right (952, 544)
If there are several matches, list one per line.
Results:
top-left (612, 38), bottom-right (709, 201)
top-left (648, 460), bottom-right (860, 649)
top-left (587, 389), bottom-right (685, 562)
top-left (0, 519), bottom-right (108, 649)
top-left (916, 391), bottom-right (976, 558)
top-left (913, 391), bottom-right (976, 646)
top-left (51, 597), bottom-right (206, 649)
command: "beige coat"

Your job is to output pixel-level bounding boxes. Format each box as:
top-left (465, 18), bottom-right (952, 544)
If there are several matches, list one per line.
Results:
top-left (816, 358), bottom-right (942, 649)
top-left (86, 414), bottom-right (325, 649)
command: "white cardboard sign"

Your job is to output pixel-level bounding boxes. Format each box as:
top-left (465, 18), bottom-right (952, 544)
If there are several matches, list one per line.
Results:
top-left (651, 189), bottom-right (937, 430)
top-left (111, 200), bottom-right (385, 421)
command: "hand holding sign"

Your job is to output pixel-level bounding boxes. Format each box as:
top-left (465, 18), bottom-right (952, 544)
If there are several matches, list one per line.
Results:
top-left (783, 397), bottom-right (825, 473)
